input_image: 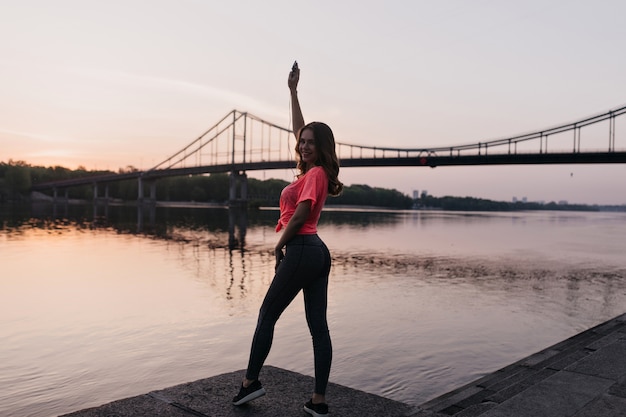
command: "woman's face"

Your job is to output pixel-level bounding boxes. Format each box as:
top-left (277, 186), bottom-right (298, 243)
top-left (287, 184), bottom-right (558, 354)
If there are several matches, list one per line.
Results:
top-left (299, 128), bottom-right (317, 169)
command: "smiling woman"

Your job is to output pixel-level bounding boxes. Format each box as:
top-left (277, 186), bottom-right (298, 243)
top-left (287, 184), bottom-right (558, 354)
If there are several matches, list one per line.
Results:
top-left (231, 64), bottom-right (344, 416)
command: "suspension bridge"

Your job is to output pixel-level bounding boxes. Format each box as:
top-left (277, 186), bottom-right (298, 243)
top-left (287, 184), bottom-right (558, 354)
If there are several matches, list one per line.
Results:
top-left (31, 104), bottom-right (626, 205)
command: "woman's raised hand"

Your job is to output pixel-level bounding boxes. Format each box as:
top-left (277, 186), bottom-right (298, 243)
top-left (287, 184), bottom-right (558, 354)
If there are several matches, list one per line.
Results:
top-left (288, 63), bottom-right (300, 92)
top-left (288, 61), bottom-right (304, 135)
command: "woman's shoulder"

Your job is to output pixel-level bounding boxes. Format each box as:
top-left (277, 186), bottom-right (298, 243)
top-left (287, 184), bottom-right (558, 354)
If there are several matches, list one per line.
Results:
top-left (303, 166), bottom-right (327, 183)
top-left (309, 165), bottom-right (327, 177)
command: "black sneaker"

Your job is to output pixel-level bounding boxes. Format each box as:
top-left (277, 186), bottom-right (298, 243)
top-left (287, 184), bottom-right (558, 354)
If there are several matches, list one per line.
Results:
top-left (232, 380), bottom-right (266, 405)
top-left (304, 399), bottom-right (328, 416)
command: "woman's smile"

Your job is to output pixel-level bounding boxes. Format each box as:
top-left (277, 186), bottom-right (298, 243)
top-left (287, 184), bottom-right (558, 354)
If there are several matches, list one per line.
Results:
top-left (299, 129), bottom-right (317, 167)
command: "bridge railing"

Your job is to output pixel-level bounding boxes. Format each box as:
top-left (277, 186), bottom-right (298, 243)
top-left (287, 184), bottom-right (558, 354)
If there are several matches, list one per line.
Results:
top-left (334, 104), bottom-right (626, 160)
top-left (29, 104), bottom-right (626, 193)
top-left (148, 104), bottom-right (625, 170)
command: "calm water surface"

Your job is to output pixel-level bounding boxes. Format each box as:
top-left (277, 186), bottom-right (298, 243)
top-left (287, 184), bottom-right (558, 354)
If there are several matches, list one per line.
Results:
top-left (1, 204), bottom-right (625, 417)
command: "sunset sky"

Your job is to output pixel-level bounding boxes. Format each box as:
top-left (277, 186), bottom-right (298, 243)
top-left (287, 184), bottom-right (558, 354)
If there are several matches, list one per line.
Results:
top-left (1, 0), bottom-right (625, 204)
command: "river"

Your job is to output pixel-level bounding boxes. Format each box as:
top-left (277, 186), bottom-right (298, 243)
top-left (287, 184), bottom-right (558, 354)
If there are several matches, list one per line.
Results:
top-left (1, 203), bottom-right (625, 417)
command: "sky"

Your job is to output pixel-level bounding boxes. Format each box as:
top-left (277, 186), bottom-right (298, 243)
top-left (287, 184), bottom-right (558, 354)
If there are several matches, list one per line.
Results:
top-left (1, 0), bottom-right (625, 205)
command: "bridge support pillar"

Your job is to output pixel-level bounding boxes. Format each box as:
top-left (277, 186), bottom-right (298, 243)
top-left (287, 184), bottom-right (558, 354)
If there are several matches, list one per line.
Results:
top-left (93, 182), bottom-right (110, 205)
top-left (138, 177), bottom-right (144, 203)
top-left (137, 177), bottom-right (157, 205)
top-left (51, 187), bottom-right (70, 204)
top-left (229, 171), bottom-right (248, 207)
top-left (150, 181), bottom-right (156, 201)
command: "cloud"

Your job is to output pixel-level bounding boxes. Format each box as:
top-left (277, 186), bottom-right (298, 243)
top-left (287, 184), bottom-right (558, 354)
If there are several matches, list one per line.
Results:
top-left (26, 148), bottom-right (84, 159)
top-left (0, 127), bottom-right (69, 143)
top-left (64, 66), bottom-right (284, 119)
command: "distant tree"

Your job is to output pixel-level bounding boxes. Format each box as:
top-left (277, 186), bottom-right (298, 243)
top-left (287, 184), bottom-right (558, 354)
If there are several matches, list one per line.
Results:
top-left (119, 165), bottom-right (140, 174)
top-left (248, 177), bottom-right (289, 205)
top-left (5, 161), bottom-right (31, 195)
top-left (190, 185), bottom-right (208, 202)
top-left (329, 184), bottom-right (413, 208)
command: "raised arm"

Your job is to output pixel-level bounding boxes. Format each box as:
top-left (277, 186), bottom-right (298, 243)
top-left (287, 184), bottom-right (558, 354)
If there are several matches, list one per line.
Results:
top-left (288, 63), bottom-right (304, 138)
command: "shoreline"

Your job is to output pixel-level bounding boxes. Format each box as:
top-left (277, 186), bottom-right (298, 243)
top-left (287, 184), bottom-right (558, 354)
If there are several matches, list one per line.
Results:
top-left (59, 313), bottom-right (626, 417)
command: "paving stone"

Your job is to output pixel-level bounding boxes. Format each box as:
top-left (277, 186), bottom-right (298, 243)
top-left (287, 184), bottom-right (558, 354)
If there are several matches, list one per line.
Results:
top-left (440, 404), bottom-right (464, 415)
top-left (455, 402), bottom-right (498, 417)
top-left (535, 343), bottom-right (591, 370)
top-left (522, 368), bottom-right (558, 384)
top-left (549, 329), bottom-right (598, 352)
top-left (405, 408), bottom-right (449, 417)
top-left (585, 331), bottom-right (626, 351)
top-left (481, 368), bottom-right (536, 392)
top-left (592, 319), bottom-right (626, 336)
top-left (609, 380), bottom-right (626, 399)
top-left (544, 349), bottom-right (590, 371)
top-left (520, 349), bottom-right (561, 367)
top-left (571, 393), bottom-right (626, 417)
top-left (479, 371), bottom-right (614, 417)
top-left (484, 368), bottom-right (556, 404)
top-left (566, 340), bottom-right (626, 381)
top-left (484, 379), bottom-right (533, 404)
top-left (420, 385), bottom-right (484, 412)
top-left (474, 368), bottom-right (523, 390)
top-left (456, 389), bottom-right (496, 409)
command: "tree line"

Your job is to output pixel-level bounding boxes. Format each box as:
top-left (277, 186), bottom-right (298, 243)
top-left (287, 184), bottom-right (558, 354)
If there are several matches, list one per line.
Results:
top-left (417, 195), bottom-right (601, 212)
top-left (2, 160), bottom-right (622, 211)
top-left (0, 161), bottom-right (414, 209)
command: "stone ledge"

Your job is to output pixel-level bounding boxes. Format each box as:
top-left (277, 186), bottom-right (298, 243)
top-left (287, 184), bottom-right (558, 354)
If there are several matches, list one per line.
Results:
top-left (60, 365), bottom-right (415, 417)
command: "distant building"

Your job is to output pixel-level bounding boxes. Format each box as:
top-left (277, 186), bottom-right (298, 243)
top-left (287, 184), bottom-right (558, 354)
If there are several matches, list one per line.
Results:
top-left (420, 190), bottom-right (428, 199)
top-left (512, 197), bottom-right (517, 203)
top-left (413, 190), bottom-right (420, 199)
top-left (558, 200), bottom-right (568, 205)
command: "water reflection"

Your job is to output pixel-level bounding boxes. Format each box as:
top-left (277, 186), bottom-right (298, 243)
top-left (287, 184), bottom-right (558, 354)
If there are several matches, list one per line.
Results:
top-left (12, 201), bottom-right (408, 247)
top-left (228, 206), bottom-right (247, 250)
top-left (2, 202), bottom-right (626, 417)
top-left (5, 202), bottom-right (625, 319)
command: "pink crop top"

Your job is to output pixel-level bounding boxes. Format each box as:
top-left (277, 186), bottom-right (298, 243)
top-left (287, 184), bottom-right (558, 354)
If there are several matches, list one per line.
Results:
top-left (275, 166), bottom-right (329, 234)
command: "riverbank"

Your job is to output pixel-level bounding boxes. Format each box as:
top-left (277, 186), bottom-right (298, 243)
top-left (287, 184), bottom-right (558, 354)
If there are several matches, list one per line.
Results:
top-left (61, 313), bottom-right (626, 417)
top-left (18, 193), bottom-right (626, 213)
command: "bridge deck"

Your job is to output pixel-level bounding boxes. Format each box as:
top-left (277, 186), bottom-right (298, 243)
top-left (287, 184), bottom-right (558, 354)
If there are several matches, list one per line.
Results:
top-left (29, 151), bottom-right (626, 192)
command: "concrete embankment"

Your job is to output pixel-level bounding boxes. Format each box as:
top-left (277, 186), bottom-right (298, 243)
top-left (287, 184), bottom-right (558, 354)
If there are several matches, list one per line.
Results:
top-left (61, 313), bottom-right (626, 417)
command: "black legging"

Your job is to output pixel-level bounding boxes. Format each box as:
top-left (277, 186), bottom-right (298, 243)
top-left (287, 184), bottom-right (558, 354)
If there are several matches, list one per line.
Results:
top-left (245, 234), bottom-right (332, 395)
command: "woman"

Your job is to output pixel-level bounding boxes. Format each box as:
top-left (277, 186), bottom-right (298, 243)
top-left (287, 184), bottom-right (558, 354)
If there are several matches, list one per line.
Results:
top-left (232, 64), bottom-right (342, 417)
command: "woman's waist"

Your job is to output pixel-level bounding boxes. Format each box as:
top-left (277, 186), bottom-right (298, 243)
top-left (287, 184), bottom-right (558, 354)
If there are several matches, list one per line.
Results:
top-left (286, 234), bottom-right (323, 246)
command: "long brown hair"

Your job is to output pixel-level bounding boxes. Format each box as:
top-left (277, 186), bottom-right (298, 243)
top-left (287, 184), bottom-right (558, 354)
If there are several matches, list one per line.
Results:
top-left (295, 122), bottom-right (343, 196)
